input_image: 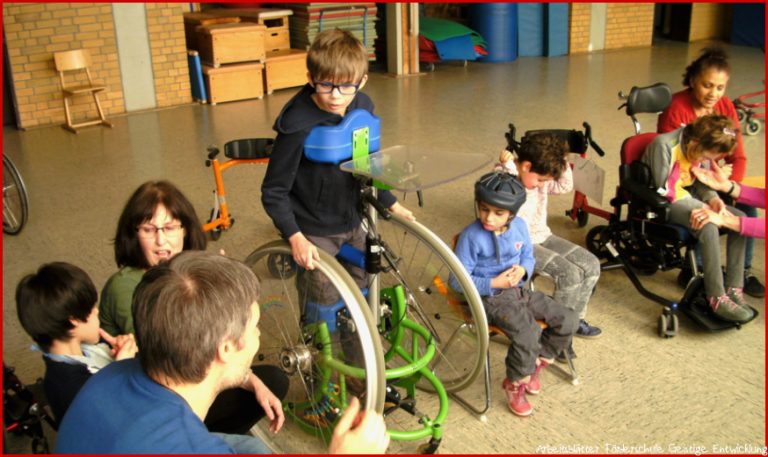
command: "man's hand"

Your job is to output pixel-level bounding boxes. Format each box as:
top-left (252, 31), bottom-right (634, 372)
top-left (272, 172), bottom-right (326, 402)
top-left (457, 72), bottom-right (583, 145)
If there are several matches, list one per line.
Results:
top-left (244, 373), bottom-right (285, 434)
top-left (288, 232), bottom-right (320, 269)
top-left (328, 397), bottom-right (389, 454)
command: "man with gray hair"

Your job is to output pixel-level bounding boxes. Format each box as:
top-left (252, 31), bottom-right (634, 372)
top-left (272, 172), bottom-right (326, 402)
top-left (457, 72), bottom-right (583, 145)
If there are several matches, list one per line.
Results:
top-left (55, 251), bottom-right (389, 453)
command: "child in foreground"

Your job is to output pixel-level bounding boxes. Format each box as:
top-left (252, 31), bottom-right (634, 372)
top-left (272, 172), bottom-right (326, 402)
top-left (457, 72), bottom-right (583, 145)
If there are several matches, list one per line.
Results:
top-left (452, 171), bottom-right (577, 417)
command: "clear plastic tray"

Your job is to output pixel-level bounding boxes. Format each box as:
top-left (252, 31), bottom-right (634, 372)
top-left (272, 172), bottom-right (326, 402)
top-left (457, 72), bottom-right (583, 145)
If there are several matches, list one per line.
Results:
top-left (339, 145), bottom-right (493, 192)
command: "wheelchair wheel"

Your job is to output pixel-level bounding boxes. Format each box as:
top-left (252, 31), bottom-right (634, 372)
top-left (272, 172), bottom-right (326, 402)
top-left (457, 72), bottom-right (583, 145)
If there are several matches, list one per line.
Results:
top-left (746, 119), bottom-right (762, 136)
top-left (244, 240), bottom-right (385, 453)
top-left (586, 225), bottom-right (611, 259)
top-left (267, 253), bottom-right (297, 279)
top-left (3, 155), bottom-right (29, 235)
top-left (374, 215), bottom-right (489, 394)
top-left (736, 108), bottom-right (746, 123)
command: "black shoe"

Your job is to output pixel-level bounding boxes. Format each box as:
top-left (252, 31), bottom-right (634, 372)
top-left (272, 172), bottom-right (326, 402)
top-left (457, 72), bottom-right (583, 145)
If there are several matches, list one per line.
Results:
top-left (575, 319), bottom-right (602, 338)
top-left (556, 344), bottom-right (577, 363)
top-left (744, 272), bottom-right (765, 298)
top-left (677, 268), bottom-right (694, 288)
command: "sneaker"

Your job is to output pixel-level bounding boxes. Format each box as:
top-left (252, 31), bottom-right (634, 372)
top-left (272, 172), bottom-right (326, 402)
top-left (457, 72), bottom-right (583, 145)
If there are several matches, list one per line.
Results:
top-left (556, 344), bottom-right (578, 364)
top-left (727, 287), bottom-right (750, 310)
top-left (502, 378), bottom-right (533, 417)
top-left (709, 294), bottom-right (754, 323)
top-left (525, 360), bottom-right (549, 395)
top-left (743, 273), bottom-right (765, 298)
top-left (575, 319), bottom-right (602, 338)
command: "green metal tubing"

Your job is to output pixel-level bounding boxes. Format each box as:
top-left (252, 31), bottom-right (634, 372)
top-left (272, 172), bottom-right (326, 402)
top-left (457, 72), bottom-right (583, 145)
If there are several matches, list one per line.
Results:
top-left (385, 364), bottom-right (449, 441)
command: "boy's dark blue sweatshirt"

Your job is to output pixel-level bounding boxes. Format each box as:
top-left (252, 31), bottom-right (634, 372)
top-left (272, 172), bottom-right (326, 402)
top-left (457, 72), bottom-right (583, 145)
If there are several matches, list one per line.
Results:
top-left (261, 84), bottom-right (396, 238)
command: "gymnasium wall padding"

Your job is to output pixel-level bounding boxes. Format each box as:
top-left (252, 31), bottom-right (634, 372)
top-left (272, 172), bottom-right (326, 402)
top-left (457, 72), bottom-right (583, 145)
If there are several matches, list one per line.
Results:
top-left (545, 3), bottom-right (569, 57)
top-left (517, 3), bottom-right (544, 57)
top-left (469, 3), bottom-right (518, 62)
top-left (730, 4), bottom-right (764, 48)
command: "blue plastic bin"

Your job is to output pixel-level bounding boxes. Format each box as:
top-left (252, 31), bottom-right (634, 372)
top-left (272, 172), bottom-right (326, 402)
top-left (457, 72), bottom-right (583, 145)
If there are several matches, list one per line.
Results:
top-left (469, 3), bottom-right (518, 62)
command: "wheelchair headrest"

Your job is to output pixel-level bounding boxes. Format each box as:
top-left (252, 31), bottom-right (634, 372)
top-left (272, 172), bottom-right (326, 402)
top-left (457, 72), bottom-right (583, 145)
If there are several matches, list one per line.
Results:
top-left (625, 83), bottom-right (672, 116)
top-left (621, 132), bottom-right (658, 165)
top-left (304, 109), bottom-right (381, 164)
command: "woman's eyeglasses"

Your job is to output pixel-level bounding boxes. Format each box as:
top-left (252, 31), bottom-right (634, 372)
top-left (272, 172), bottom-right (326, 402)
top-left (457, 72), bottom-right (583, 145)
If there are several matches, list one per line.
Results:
top-left (136, 223), bottom-right (183, 239)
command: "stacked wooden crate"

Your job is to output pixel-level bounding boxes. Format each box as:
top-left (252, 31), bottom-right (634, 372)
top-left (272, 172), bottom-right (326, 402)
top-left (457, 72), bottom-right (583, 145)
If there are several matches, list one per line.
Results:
top-left (203, 8), bottom-right (309, 95)
top-left (184, 12), bottom-right (267, 105)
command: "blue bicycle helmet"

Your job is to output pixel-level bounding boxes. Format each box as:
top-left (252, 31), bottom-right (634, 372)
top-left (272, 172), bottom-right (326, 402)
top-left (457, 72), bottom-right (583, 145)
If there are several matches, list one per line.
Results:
top-left (474, 171), bottom-right (526, 214)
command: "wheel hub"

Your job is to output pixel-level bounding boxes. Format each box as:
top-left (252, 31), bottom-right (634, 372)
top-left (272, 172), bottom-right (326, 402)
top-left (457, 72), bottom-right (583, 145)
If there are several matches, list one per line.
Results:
top-left (279, 346), bottom-right (314, 375)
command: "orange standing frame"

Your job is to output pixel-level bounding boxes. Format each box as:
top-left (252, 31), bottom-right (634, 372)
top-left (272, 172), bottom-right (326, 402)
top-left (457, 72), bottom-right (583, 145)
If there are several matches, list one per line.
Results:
top-left (203, 138), bottom-right (272, 239)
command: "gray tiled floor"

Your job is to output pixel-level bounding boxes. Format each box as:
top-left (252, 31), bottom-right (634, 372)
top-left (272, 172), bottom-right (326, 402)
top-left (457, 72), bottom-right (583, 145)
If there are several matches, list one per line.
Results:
top-left (3, 39), bottom-right (765, 453)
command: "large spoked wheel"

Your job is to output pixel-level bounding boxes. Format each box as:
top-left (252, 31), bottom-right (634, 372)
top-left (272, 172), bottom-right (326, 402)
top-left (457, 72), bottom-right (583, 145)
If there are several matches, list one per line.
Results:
top-left (374, 215), bottom-right (489, 394)
top-left (3, 155), bottom-right (29, 235)
top-left (244, 240), bottom-right (385, 453)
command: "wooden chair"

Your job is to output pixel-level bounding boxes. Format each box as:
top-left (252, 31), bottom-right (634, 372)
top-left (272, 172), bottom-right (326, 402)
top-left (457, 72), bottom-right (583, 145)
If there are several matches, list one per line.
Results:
top-left (53, 49), bottom-right (112, 133)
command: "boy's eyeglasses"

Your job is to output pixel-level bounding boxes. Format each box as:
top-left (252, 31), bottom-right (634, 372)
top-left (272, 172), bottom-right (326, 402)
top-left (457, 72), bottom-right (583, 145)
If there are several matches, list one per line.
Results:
top-left (313, 81), bottom-right (361, 95)
top-left (136, 223), bottom-right (183, 239)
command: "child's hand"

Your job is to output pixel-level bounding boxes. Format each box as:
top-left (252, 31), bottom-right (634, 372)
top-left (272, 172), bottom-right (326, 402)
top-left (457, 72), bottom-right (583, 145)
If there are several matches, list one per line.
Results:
top-left (289, 232), bottom-right (320, 269)
top-left (99, 329), bottom-right (138, 360)
top-left (389, 202), bottom-right (415, 221)
top-left (499, 149), bottom-right (513, 164)
top-left (492, 265), bottom-right (525, 289)
top-left (506, 265), bottom-right (526, 286)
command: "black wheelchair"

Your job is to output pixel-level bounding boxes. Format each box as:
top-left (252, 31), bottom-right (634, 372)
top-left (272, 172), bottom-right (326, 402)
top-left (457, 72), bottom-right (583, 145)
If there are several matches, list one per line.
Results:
top-left (3, 364), bottom-right (56, 453)
top-left (584, 83), bottom-right (758, 338)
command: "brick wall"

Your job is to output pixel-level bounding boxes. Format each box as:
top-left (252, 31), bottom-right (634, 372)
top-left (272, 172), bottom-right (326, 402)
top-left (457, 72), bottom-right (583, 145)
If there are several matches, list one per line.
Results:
top-left (145, 3), bottom-right (190, 108)
top-left (569, 3), bottom-right (591, 54)
top-left (604, 3), bottom-right (655, 50)
top-left (3, 3), bottom-right (190, 129)
top-left (689, 3), bottom-right (731, 42)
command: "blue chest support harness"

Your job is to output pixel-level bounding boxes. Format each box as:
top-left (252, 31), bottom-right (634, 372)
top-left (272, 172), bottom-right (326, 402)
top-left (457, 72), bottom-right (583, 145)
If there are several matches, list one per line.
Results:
top-left (303, 109), bottom-right (381, 164)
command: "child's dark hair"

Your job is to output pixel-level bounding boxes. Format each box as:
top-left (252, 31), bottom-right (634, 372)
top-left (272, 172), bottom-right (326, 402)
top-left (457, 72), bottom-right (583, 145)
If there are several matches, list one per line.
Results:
top-left (682, 114), bottom-right (738, 156)
top-left (16, 262), bottom-right (97, 352)
top-left (682, 47), bottom-right (730, 87)
top-left (516, 132), bottom-right (568, 179)
top-left (307, 28), bottom-right (368, 84)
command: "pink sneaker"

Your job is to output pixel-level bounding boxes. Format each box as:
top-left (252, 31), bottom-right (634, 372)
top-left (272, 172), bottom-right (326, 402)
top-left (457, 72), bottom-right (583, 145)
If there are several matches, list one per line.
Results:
top-left (526, 360), bottom-right (549, 395)
top-left (502, 378), bottom-right (533, 417)
top-left (709, 293), bottom-right (753, 323)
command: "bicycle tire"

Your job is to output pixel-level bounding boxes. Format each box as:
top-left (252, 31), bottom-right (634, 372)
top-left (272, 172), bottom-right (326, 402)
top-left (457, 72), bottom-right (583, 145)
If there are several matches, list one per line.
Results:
top-left (374, 214), bottom-right (489, 394)
top-left (244, 240), bottom-right (385, 453)
top-left (3, 155), bottom-right (29, 235)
